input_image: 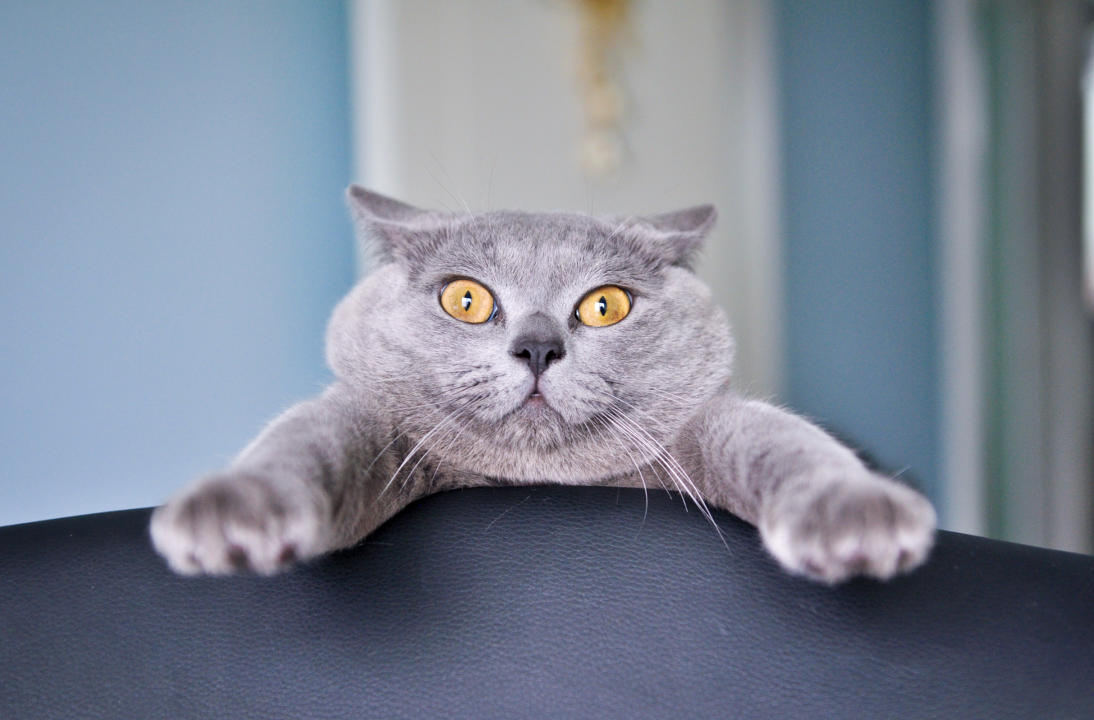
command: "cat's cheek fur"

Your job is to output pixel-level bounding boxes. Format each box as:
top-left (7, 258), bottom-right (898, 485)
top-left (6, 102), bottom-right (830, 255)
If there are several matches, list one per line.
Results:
top-left (758, 475), bottom-right (936, 584)
top-left (325, 264), bottom-right (413, 386)
top-left (150, 472), bottom-right (330, 576)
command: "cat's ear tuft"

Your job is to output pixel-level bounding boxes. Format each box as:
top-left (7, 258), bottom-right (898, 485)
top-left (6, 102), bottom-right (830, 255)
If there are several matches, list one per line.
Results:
top-left (345, 185), bottom-right (446, 264)
top-left (644, 204), bottom-right (717, 238)
top-left (346, 185), bottom-right (426, 225)
top-left (627, 204), bottom-right (717, 269)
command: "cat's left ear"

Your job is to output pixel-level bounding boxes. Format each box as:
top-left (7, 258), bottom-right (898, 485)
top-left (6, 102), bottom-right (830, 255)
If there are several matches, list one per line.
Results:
top-left (627, 204), bottom-right (717, 269)
top-left (345, 185), bottom-right (450, 264)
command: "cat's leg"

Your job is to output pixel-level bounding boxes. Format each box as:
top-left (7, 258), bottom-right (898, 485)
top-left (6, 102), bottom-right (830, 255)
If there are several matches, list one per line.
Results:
top-left (150, 384), bottom-right (420, 575)
top-left (679, 395), bottom-right (936, 583)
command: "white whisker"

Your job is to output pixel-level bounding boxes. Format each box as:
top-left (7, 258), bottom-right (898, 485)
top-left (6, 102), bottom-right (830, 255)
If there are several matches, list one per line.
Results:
top-left (604, 401), bottom-right (727, 550)
top-left (603, 413), bottom-right (649, 525)
top-left (379, 407), bottom-right (466, 498)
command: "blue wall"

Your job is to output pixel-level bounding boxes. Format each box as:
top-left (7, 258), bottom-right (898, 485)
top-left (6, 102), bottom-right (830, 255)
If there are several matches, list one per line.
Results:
top-left (0, 1), bottom-right (354, 525)
top-left (775, 1), bottom-right (941, 507)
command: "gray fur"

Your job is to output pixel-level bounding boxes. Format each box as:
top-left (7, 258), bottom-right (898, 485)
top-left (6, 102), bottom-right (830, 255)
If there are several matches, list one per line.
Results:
top-left (151, 187), bottom-right (935, 583)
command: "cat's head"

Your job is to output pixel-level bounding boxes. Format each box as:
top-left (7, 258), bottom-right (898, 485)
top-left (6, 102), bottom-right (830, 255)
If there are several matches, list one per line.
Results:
top-left (327, 187), bottom-right (733, 482)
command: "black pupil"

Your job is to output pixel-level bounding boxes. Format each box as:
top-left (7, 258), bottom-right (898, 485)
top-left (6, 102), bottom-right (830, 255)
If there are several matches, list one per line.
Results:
top-left (462, 290), bottom-right (473, 311)
top-left (597, 296), bottom-right (607, 316)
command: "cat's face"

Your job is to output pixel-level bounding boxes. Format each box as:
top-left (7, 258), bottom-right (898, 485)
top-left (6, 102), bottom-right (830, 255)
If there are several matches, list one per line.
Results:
top-left (327, 188), bottom-right (733, 482)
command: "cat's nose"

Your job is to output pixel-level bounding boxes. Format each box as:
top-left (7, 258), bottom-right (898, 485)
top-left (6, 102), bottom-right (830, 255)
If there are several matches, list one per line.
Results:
top-left (511, 338), bottom-right (565, 377)
top-left (510, 314), bottom-right (566, 377)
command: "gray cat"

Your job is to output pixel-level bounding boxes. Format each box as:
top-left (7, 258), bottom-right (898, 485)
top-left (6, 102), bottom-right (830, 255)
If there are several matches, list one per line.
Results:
top-left (150, 187), bottom-right (935, 583)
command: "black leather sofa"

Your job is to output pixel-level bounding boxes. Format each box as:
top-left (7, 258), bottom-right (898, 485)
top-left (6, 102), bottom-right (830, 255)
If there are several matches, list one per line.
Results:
top-left (2, 485), bottom-right (1091, 718)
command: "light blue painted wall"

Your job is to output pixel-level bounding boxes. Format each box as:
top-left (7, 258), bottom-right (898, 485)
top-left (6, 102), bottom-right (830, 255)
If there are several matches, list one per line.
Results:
top-left (0, 1), bottom-right (354, 526)
top-left (775, 1), bottom-right (941, 508)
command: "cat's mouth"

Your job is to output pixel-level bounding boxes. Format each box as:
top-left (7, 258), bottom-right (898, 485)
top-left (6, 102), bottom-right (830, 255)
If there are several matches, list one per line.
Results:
top-left (521, 380), bottom-right (551, 410)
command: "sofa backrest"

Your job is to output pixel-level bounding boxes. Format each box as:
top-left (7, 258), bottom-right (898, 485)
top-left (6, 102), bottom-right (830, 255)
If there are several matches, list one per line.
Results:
top-left (2, 486), bottom-right (1092, 718)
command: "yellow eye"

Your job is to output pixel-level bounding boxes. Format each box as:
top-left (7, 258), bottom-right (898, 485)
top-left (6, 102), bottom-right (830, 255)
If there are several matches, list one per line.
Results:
top-left (440, 279), bottom-right (495, 324)
top-left (576, 286), bottom-right (631, 327)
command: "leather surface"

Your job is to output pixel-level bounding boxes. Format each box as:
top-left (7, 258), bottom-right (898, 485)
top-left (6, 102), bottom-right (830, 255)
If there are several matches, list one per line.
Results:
top-left (1, 486), bottom-right (1092, 719)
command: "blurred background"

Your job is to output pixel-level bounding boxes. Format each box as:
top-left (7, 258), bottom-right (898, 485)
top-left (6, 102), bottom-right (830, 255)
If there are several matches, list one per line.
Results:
top-left (1, 0), bottom-right (1090, 554)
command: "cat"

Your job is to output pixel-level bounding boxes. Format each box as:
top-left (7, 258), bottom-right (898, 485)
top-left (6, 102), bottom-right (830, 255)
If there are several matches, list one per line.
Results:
top-left (150, 186), bottom-right (936, 584)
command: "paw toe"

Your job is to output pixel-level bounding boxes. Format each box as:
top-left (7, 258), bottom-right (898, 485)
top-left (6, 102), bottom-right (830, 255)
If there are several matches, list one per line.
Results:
top-left (226, 544), bottom-right (250, 571)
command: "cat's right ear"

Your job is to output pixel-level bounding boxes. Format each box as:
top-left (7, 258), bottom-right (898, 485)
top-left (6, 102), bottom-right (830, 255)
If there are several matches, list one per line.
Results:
top-left (346, 185), bottom-right (446, 264)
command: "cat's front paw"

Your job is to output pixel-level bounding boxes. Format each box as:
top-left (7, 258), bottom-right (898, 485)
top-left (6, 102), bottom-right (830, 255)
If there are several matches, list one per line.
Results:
top-left (150, 472), bottom-right (328, 576)
top-left (759, 475), bottom-right (936, 584)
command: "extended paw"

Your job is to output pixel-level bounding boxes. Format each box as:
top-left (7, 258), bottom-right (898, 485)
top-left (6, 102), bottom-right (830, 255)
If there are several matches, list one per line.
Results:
top-left (150, 472), bottom-right (327, 576)
top-left (759, 475), bottom-right (936, 584)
